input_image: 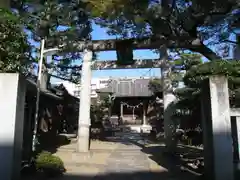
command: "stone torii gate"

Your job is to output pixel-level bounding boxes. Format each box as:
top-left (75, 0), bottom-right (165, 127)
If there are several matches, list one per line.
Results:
top-left (77, 39), bottom-right (175, 153)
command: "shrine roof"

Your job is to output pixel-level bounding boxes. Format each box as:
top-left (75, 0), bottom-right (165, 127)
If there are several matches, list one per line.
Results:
top-left (97, 78), bottom-right (160, 97)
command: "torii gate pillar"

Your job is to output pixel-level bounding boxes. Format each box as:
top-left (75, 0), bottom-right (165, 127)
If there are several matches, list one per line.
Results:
top-left (160, 46), bottom-right (177, 153)
top-left (77, 49), bottom-right (93, 152)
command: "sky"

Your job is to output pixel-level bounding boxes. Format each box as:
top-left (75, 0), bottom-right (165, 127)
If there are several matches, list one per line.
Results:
top-left (36, 22), bottom-right (239, 83)
top-left (91, 24), bottom-right (160, 78)
top-left (68, 23), bottom-right (239, 79)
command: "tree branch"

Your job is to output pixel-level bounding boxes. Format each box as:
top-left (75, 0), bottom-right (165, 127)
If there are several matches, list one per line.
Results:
top-left (46, 63), bottom-right (82, 70)
top-left (188, 43), bottom-right (220, 60)
top-left (222, 39), bottom-right (238, 44)
top-left (49, 73), bottom-right (78, 82)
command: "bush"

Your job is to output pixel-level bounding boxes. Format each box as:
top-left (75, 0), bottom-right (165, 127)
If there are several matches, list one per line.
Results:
top-left (35, 151), bottom-right (65, 177)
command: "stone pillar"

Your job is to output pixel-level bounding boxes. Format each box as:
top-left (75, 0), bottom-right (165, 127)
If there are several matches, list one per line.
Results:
top-left (0, 73), bottom-right (26, 180)
top-left (142, 101), bottom-right (147, 125)
top-left (160, 46), bottom-right (177, 153)
top-left (120, 103), bottom-right (123, 119)
top-left (77, 49), bottom-right (93, 153)
top-left (201, 75), bottom-right (234, 180)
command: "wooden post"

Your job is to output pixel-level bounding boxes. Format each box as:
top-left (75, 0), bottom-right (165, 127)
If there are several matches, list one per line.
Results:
top-left (201, 75), bottom-right (234, 180)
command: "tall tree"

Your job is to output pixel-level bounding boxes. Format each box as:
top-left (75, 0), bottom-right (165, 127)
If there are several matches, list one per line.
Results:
top-left (86, 0), bottom-right (239, 60)
top-left (11, 0), bottom-right (92, 87)
top-left (0, 8), bottom-right (32, 73)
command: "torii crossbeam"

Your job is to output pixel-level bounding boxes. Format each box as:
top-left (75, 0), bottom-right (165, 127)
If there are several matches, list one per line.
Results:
top-left (92, 59), bottom-right (163, 70)
top-left (77, 38), bottom-right (174, 153)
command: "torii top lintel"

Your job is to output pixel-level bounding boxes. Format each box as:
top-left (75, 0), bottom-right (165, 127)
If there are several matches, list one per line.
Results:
top-left (75, 36), bottom-right (194, 52)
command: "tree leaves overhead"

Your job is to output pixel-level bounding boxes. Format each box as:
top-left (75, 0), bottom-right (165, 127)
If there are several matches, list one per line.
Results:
top-left (17, 0), bottom-right (91, 46)
top-left (11, 0), bottom-right (92, 83)
top-left (0, 8), bottom-right (31, 73)
top-left (86, 0), bottom-right (239, 60)
top-left (86, 0), bottom-right (151, 37)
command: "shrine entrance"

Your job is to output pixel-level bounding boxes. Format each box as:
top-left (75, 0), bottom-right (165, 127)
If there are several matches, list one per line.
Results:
top-left (96, 77), bottom-right (163, 133)
top-left (113, 97), bottom-right (146, 125)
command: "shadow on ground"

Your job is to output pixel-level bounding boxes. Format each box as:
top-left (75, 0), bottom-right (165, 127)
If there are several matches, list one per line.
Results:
top-left (142, 145), bottom-right (203, 177)
top-left (29, 130), bottom-right (239, 180)
top-left (21, 170), bottom-right (201, 180)
top-left (38, 134), bottom-right (71, 154)
top-left (101, 132), bottom-right (203, 180)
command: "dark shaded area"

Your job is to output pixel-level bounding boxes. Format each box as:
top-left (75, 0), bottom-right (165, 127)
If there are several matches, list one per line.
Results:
top-left (101, 132), bottom-right (203, 179)
top-left (101, 132), bottom-right (240, 180)
top-left (142, 145), bottom-right (203, 177)
top-left (37, 134), bottom-right (71, 154)
top-left (21, 75), bottom-right (80, 164)
top-left (20, 171), bottom-right (200, 180)
top-left (16, 128), bottom-right (240, 180)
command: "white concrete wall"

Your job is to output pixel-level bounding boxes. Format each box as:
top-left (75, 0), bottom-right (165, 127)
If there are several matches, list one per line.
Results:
top-left (0, 73), bottom-right (26, 180)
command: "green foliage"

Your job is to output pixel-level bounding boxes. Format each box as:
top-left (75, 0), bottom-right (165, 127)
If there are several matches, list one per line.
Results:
top-left (0, 8), bottom-right (31, 73)
top-left (173, 54), bottom-right (203, 71)
top-left (87, 0), bottom-right (238, 59)
top-left (86, 0), bottom-right (149, 37)
top-left (35, 151), bottom-right (65, 176)
top-left (91, 103), bottom-right (105, 122)
top-left (12, 0), bottom-right (91, 82)
top-left (175, 57), bottom-right (240, 127)
top-left (148, 78), bottom-right (162, 94)
top-left (184, 60), bottom-right (240, 88)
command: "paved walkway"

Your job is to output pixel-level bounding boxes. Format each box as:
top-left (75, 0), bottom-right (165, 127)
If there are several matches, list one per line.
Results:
top-left (23, 132), bottom-right (199, 180)
top-left (54, 132), bottom-right (199, 180)
top-left (93, 134), bottom-right (168, 180)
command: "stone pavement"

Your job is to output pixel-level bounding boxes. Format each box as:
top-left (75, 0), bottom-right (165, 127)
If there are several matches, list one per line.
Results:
top-left (54, 132), bottom-right (197, 180)
top-left (23, 132), bottom-right (199, 180)
top-left (54, 133), bottom-right (166, 177)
